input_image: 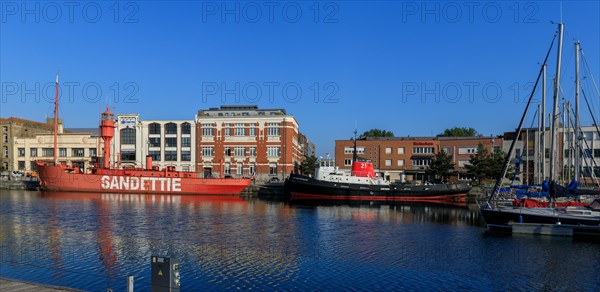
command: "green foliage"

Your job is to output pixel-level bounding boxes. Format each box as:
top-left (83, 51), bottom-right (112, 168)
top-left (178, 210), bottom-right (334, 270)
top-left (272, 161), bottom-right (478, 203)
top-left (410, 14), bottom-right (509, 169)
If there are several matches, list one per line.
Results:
top-left (299, 154), bottom-right (318, 176)
top-left (437, 127), bottom-right (478, 137)
top-left (361, 129), bottom-right (394, 138)
top-left (426, 150), bottom-right (456, 182)
top-left (465, 143), bottom-right (511, 184)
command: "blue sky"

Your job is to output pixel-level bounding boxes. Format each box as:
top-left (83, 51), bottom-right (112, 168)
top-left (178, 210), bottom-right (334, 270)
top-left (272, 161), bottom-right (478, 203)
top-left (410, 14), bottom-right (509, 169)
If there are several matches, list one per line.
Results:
top-left (1, 1), bottom-right (599, 156)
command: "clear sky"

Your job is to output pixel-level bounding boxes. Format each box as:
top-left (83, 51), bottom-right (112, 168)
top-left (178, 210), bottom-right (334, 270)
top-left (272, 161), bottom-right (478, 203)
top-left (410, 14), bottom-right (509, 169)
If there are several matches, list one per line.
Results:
top-left (1, 1), bottom-right (599, 156)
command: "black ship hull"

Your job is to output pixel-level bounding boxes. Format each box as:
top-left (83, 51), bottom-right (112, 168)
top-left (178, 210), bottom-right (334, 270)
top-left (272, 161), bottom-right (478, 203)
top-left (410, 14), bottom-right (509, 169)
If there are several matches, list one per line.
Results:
top-left (285, 174), bottom-right (470, 203)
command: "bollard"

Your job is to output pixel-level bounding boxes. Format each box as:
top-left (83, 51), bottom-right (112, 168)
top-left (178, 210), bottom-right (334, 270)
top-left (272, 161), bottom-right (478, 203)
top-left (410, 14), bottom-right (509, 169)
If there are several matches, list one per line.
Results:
top-left (127, 276), bottom-right (134, 292)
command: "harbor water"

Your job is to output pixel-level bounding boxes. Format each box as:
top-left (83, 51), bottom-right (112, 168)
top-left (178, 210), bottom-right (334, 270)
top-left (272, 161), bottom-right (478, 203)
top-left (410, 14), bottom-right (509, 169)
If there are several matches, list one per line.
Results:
top-left (1, 190), bottom-right (598, 291)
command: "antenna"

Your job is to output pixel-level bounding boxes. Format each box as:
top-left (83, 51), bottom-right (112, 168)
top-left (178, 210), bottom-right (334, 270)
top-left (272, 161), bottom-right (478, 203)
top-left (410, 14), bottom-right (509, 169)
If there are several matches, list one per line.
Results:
top-left (559, 1), bottom-right (563, 24)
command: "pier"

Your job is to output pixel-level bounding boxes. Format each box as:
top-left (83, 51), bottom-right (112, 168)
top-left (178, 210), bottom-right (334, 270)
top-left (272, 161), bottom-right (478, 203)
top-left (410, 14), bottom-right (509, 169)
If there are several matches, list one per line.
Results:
top-left (0, 278), bottom-right (84, 292)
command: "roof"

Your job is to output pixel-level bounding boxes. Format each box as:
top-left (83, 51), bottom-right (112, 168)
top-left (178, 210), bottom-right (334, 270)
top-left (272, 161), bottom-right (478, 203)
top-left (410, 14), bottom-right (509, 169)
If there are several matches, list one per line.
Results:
top-left (0, 117), bottom-right (53, 129)
top-left (64, 128), bottom-right (99, 136)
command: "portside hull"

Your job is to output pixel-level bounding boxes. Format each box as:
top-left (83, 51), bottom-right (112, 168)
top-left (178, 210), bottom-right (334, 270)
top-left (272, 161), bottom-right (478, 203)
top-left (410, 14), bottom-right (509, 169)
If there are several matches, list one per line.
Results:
top-left (480, 208), bottom-right (600, 227)
top-left (37, 164), bottom-right (251, 195)
top-left (285, 174), bottom-right (469, 203)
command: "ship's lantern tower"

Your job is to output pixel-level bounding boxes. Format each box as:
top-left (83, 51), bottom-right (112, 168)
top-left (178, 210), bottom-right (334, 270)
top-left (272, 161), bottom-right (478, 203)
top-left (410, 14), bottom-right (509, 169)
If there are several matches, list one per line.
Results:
top-left (100, 107), bottom-right (115, 169)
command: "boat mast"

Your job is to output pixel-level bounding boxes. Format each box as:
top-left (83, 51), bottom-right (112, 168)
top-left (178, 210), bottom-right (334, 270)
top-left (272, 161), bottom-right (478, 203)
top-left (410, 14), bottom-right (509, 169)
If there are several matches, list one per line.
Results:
top-left (537, 104), bottom-right (541, 184)
top-left (53, 74), bottom-right (59, 165)
top-left (353, 129), bottom-right (358, 162)
top-left (541, 64), bottom-right (546, 181)
top-left (549, 23), bottom-right (564, 185)
top-left (575, 41), bottom-right (581, 182)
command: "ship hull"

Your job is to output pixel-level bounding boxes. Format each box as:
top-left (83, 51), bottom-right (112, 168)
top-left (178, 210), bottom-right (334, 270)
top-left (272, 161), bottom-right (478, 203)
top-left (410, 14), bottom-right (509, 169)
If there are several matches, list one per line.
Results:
top-left (37, 163), bottom-right (251, 195)
top-left (285, 174), bottom-right (469, 203)
top-left (480, 207), bottom-right (600, 227)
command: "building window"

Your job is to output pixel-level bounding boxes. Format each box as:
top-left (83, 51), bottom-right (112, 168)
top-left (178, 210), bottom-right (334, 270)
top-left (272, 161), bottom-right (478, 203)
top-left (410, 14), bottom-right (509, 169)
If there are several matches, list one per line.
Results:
top-left (181, 150), bottom-right (191, 161)
top-left (458, 147), bottom-right (477, 155)
top-left (181, 122), bottom-right (191, 135)
top-left (149, 123), bottom-right (161, 135)
top-left (149, 137), bottom-right (161, 147)
top-left (545, 148), bottom-right (550, 159)
top-left (458, 160), bottom-right (471, 167)
top-left (234, 124), bottom-right (245, 136)
top-left (412, 159), bottom-right (432, 166)
top-left (59, 148), bottom-right (67, 157)
top-left (18, 161), bottom-right (25, 170)
top-left (72, 148), bottom-right (84, 157)
top-left (121, 151), bottom-right (135, 161)
top-left (149, 151), bottom-right (161, 161)
top-left (224, 163), bottom-right (231, 175)
top-left (249, 147), bottom-right (256, 157)
top-left (224, 147), bottom-right (231, 156)
top-left (413, 147), bottom-right (434, 154)
top-left (344, 159), bottom-right (352, 166)
top-left (2, 126), bottom-right (7, 132)
top-left (442, 147), bottom-right (452, 155)
top-left (236, 163), bottom-right (243, 175)
top-left (202, 127), bottom-right (214, 136)
top-left (267, 123), bottom-right (280, 136)
top-left (397, 160), bottom-right (404, 166)
top-left (224, 128), bottom-right (231, 136)
top-left (234, 147), bottom-right (245, 157)
top-left (164, 151), bottom-right (177, 161)
top-left (18, 148), bottom-right (25, 157)
top-left (267, 147), bottom-right (280, 157)
top-left (202, 147), bottom-right (214, 157)
top-left (385, 159), bottom-right (392, 166)
top-left (89, 148), bottom-right (97, 157)
top-left (165, 123), bottom-right (177, 135)
top-left (269, 163), bottom-right (277, 175)
top-left (249, 163), bottom-right (256, 175)
top-left (2, 147), bottom-right (7, 158)
top-left (385, 147), bottom-right (392, 154)
top-left (344, 148), bottom-right (353, 154)
top-left (2, 133), bottom-right (7, 143)
top-left (30, 148), bottom-right (38, 157)
top-left (165, 137), bottom-right (177, 147)
top-left (181, 137), bottom-right (191, 147)
top-left (42, 148), bottom-right (54, 157)
top-left (120, 128), bottom-right (136, 145)
top-left (249, 127), bottom-right (256, 136)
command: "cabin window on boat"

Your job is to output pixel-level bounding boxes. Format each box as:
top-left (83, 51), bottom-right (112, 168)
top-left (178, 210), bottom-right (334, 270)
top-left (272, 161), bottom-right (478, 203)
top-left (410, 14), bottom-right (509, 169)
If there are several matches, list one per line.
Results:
top-left (149, 123), bottom-right (161, 135)
top-left (181, 151), bottom-right (191, 162)
top-left (72, 148), bottom-right (84, 157)
top-left (385, 147), bottom-right (392, 154)
top-left (164, 151), bottom-right (177, 161)
top-left (120, 128), bottom-right (136, 145)
top-left (165, 123), bottom-right (177, 135)
top-left (59, 148), bottom-right (67, 157)
top-left (181, 122), bottom-right (191, 135)
top-left (269, 163), bottom-right (277, 175)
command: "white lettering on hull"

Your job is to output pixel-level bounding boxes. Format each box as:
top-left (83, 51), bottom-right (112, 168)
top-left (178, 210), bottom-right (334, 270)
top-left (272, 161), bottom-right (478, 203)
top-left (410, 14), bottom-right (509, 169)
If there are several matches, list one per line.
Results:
top-left (101, 175), bottom-right (182, 192)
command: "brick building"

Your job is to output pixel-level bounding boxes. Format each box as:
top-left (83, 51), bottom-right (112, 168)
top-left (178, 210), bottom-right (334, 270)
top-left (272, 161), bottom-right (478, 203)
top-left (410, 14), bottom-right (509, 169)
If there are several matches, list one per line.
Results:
top-left (195, 105), bottom-right (304, 181)
top-left (0, 117), bottom-right (58, 171)
top-left (335, 135), bottom-right (503, 183)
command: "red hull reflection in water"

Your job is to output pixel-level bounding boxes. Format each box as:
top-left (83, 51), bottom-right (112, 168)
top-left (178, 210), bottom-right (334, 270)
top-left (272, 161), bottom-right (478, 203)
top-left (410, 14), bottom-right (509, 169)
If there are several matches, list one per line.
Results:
top-left (40, 191), bottom-right (248, 205)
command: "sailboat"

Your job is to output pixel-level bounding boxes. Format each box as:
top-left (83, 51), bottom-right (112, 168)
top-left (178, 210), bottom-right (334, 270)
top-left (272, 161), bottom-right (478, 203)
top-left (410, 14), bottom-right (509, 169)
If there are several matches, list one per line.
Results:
top-left (480, 23), bottom-right (600, 229)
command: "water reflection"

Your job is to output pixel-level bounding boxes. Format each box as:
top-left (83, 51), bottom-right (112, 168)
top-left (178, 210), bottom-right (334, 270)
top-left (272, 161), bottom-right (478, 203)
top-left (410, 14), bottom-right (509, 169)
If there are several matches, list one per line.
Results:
top-left (1, 190), bottom-right (598, 291)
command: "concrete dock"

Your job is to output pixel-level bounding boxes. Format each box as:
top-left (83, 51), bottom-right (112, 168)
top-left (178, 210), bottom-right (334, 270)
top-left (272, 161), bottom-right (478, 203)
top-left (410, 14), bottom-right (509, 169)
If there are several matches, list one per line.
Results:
top-left (0, 278), bottom-right (84, 292)
top-left (509, 222), bottom-right (600, 240)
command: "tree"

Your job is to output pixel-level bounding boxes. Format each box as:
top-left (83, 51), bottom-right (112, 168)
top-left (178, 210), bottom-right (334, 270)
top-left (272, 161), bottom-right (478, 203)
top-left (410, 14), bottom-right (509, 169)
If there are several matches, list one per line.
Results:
top-left (427, 150), bottom-right (456, 182)
top-left (299, 154), bottom-right (318, 177)
top-left (437, 127), bottom-right (478, 137)
top-left (361, 129), bottom-right (394, 138)
top-left (465, 144), bottom-right (490, 184)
